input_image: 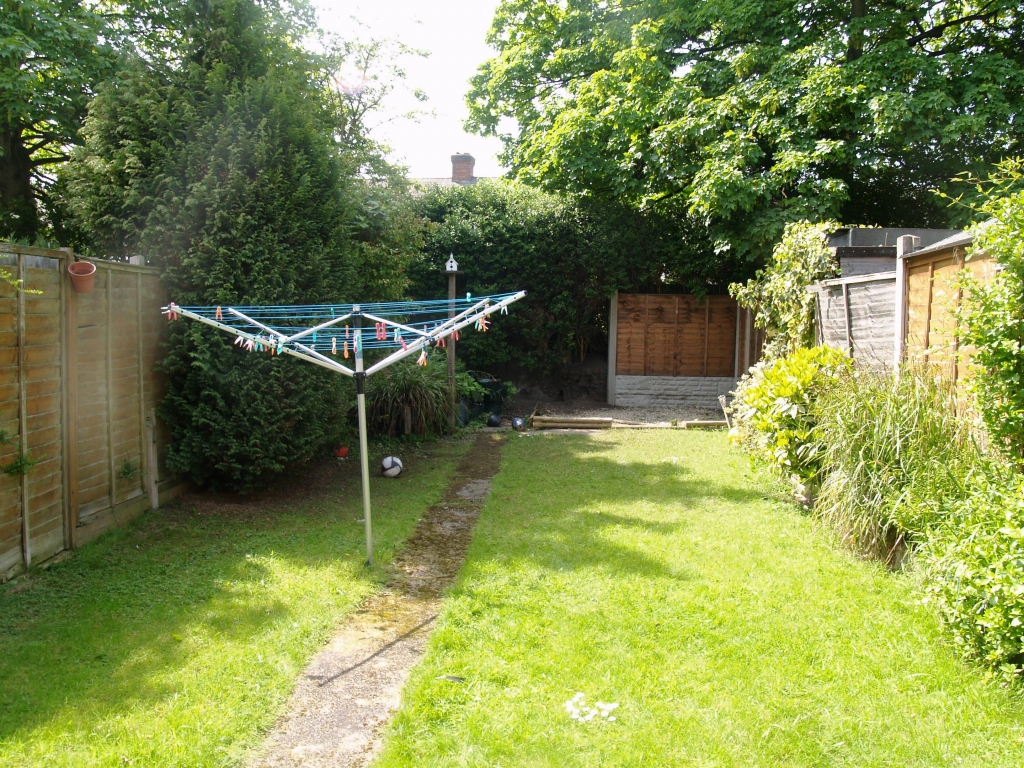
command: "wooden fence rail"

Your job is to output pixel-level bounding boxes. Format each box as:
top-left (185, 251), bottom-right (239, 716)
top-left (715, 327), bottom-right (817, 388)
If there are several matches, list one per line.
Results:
top-left (0, 243), bottom-right (180, 581)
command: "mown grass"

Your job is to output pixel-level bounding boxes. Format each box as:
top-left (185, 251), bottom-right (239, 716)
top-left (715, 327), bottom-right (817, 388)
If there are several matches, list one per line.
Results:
top-left (374, 430), bottom-right (1024, 767)
top-left (0, 440), bottom-right (467, 767)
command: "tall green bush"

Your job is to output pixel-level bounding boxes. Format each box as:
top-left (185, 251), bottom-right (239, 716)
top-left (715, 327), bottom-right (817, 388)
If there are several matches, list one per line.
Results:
top-left (924, 466), bottom-right (1024, 683)
top-left (813, 368), bottom-right (979, 563)
top-left (65, 0), bottom-right (419, 491)
top-left (408, 181), bottom-right (739, 375)
top-left (955, 160), bottom-right (1024, 464)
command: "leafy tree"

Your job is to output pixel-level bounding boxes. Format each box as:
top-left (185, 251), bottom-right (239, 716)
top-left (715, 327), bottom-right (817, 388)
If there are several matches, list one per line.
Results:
top-left (467, 0), bottom-right (1024, 261)
top-left (0, 0), bottom-right (114, 242)
top-left (409, 180), bottom-right (739, 376)
top-left (65, 0), bottom-right (422, 491)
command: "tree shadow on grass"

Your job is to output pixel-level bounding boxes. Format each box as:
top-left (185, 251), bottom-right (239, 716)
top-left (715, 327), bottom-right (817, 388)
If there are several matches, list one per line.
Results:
top-left (472, 432), bottom-right (767, 582)
top-left (0, 443), bottom-right (456, 749)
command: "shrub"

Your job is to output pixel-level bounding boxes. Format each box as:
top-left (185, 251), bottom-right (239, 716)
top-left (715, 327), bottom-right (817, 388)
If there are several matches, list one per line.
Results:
top-left (955, 160), bottom-right (1024, 464)
top-left (729, 346), bottom-right (851, 491)
top-left (409, 181), bottom-right (739, 375)
top-left (812, 368), bottom-right (979, 564)
top-left (924, 465), bottom-right (1024, 683)
top-left (65, 0), bottom-right (420, 491)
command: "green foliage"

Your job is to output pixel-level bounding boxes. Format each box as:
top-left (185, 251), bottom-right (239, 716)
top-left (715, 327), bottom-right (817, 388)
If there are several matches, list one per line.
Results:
top-left (410, 180), bottom-right (739, 374)
top-left (365, 355), bottom-right (452, 436)
top-left (729, 346), bottom-right (850, 488)
top-left (2, 448), bottom-right (37, 476)
top-left (468, 0), bottom-right (1024, 259)
top-left (730, 221), bottom-right (838, 360)
top-left (955, 160), bottom-right (1024, 464)
top-left (119, 458), bottom-right (138, 480)
top-left (64, 0), bottom-right (421, 491)
top-left (0, 0), bottom-right (115, 242)
top-left (813, 368), bottom-right (979, 563)
top-left (924, 466), bottom-right (1024, 683)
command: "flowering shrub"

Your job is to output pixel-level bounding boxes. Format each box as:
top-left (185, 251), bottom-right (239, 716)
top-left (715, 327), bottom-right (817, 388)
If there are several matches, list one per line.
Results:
top-left (730, 346), bottom-right (851, 489)
top-left (924, 467), bottom-right (1024, 683)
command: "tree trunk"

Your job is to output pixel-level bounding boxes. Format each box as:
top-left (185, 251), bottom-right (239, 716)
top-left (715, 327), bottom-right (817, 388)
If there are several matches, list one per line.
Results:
top-left (0, 126), bottom-right (40, 242)
top-left (847, 0), bottom-right (866, 61)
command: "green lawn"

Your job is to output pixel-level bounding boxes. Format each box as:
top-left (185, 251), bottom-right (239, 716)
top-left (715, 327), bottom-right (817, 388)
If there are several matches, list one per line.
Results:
top-left (375, 430), bottom-right (1024, 767)
top-left (0, 440), bottom-right (467, 767)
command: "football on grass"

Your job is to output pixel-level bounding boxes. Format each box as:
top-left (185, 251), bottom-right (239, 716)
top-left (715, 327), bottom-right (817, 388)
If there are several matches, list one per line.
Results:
top-left (381, 456), bottom-right (403, 478)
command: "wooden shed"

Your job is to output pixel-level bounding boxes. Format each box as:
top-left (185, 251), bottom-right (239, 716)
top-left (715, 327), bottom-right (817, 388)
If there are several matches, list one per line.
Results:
top-left (896, 231), bottom-right (998, 379)
top-left (1, 244), bottom-right (182, 582)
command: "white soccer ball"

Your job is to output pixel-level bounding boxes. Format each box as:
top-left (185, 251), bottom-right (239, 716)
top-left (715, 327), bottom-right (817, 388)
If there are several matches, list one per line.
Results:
top-left (381, 456), bottom-right (403, 478)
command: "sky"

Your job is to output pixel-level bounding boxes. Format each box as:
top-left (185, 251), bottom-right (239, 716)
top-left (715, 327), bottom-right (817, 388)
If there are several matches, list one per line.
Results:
top-left (313, 0), bottom-right (507, 180)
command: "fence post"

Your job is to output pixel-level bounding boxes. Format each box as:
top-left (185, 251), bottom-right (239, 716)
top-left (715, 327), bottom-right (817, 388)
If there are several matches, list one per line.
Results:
top-left (145, 410), bottom-right (159, 510)
top-left (606, 291), bottom-right (617, 405)
top-left (893, 235), bottom-right (918, 373)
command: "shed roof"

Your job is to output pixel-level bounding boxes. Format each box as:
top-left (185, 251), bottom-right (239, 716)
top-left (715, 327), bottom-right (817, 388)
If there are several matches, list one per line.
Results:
top-left (899, 231), bottom-right (973, 259)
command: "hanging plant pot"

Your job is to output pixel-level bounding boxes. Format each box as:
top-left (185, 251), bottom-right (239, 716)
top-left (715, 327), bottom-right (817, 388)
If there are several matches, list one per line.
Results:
top-left (68, 261), bottom-right (96, 294)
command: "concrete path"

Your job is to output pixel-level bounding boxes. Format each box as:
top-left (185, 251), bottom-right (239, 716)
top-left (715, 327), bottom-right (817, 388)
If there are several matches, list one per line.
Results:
top-left (249, 434), bottom-right (504, 768)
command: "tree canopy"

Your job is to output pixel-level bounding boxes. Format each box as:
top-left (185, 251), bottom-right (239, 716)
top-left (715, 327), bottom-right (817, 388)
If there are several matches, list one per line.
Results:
top-left (65, 0), bottom-right (423, 491)
top-left (0, 0), bottom-right (115, 242)
top-left (467, 0), bottom-right (1024, 260)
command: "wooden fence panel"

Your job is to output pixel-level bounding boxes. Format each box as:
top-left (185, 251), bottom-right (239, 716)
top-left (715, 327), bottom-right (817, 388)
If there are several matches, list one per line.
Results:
top-left (615, 293), bottom-right (747, 378)
top-left (903, 246), bottom-right (998, 380)
top-left (0, 243), bottom-right (177, 580)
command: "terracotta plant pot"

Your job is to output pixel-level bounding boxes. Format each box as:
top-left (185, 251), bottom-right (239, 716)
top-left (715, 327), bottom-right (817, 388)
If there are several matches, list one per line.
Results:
top-left (68, 261), bottom-right (96, 294)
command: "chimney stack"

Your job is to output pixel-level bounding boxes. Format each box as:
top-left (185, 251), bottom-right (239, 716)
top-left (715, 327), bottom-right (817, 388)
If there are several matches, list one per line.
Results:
top-left (451, 153), bottom-right (475, 184)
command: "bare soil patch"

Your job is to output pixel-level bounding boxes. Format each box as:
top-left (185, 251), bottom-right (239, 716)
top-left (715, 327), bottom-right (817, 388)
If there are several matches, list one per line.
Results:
top-left (249, 433), bottom-right (505, 768)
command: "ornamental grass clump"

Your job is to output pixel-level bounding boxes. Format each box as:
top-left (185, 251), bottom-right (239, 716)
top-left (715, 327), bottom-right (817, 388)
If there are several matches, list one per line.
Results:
top-left (365, 356), bottom-right (452, 436)
top-left (812, 367), bottom-right (980, 565)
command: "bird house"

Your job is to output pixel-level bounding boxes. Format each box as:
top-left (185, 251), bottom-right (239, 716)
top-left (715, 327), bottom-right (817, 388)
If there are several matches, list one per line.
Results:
top-left (445, 254), bottom-right (459, 273)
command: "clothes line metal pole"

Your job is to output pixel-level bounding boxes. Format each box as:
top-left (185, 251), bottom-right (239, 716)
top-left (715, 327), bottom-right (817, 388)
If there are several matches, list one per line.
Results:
top-left (354, 309), bottom-right (373, 567)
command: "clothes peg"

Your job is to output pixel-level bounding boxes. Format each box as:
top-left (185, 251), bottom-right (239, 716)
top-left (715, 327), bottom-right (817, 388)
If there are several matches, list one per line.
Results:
top-left (332, 336), bottom-right (337, 354)
top-left (417, 349), bottom-right (428, 366)
top-left (234, 336), bottom-right (244, 346)
top-left (345, 325), bottom-right (350, 338)
top-left (344, 340), bottom-right (349, 358)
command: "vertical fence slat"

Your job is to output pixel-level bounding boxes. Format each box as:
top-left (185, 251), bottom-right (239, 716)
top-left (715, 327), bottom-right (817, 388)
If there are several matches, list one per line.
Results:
top-left (17, 252), bottom-right (30, 569)
top-left (702, 299), bottom-right (710, 377)
top-left (923, 261), bottom-right (935, 362)
top-left (65, 261), bottom-right (79, 547)
top-left (106, 270), bottom-right (115, 509)
top-left (136, 273), bottom-right (149, 507)
top-left (58, 250), bottom-right (70, 550)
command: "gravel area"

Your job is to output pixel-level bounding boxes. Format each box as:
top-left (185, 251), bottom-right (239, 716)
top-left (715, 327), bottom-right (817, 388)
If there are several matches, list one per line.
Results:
top-left (514, 400), bottom-right (723, 425)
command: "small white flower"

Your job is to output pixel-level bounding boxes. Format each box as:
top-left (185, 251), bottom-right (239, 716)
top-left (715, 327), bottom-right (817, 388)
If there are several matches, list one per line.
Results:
top-left (608, 716), bottom-right (617, 722)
